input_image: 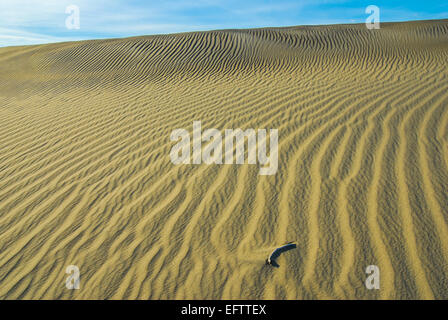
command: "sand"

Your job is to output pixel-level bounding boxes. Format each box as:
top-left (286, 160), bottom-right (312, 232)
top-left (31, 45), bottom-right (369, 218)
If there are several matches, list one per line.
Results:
top-left (0, 20), bottom-right (447, 299)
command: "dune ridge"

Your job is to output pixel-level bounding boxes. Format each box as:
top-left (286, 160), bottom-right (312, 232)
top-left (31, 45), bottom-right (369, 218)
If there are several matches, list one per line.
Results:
top-left (0, 20), bottom-right (448, 299)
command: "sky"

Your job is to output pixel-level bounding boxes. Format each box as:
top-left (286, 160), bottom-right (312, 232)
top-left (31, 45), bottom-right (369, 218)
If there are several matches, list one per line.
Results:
top-left (0, 0), bottom-right (447, 47)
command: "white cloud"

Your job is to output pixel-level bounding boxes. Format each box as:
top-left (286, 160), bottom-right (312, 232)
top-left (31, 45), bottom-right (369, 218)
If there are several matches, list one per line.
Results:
top-left (0, 27), bottom-right (80, 47)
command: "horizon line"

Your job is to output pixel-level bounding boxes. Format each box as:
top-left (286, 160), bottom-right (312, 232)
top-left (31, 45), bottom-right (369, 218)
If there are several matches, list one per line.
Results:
top-left (1, 17), bottom-right (446, 49)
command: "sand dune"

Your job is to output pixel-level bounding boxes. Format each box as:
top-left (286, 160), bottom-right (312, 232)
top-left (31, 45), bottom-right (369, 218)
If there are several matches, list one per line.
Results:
top-left (1, 20), bottom-right (448, 299)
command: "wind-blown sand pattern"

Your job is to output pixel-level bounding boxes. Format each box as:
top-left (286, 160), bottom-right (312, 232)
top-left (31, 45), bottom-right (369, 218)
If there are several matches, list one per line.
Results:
top-left (1, 20), bottom-right (448, 299)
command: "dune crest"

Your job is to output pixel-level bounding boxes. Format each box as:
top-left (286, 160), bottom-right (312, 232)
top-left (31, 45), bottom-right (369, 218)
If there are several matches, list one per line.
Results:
top-left (0, 20), bottom-right (448, 299)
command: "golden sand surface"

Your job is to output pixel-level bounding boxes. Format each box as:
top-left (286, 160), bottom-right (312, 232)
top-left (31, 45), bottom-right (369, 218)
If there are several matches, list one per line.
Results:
top-left (0, 20), bottom-right (447, 299)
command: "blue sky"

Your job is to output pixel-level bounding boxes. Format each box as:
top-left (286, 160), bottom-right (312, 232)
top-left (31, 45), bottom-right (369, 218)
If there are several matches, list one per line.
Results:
top-left (0, 0), bottom-right (447, 47)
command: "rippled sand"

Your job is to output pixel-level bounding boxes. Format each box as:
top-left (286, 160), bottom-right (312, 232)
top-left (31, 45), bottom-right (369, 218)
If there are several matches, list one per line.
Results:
top-left (0, 20), bottom-right (447, 299)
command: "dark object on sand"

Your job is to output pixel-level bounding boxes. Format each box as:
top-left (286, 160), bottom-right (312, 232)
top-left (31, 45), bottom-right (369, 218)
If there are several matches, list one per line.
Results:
top-left (266, 242), bottom-right (297, 267)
